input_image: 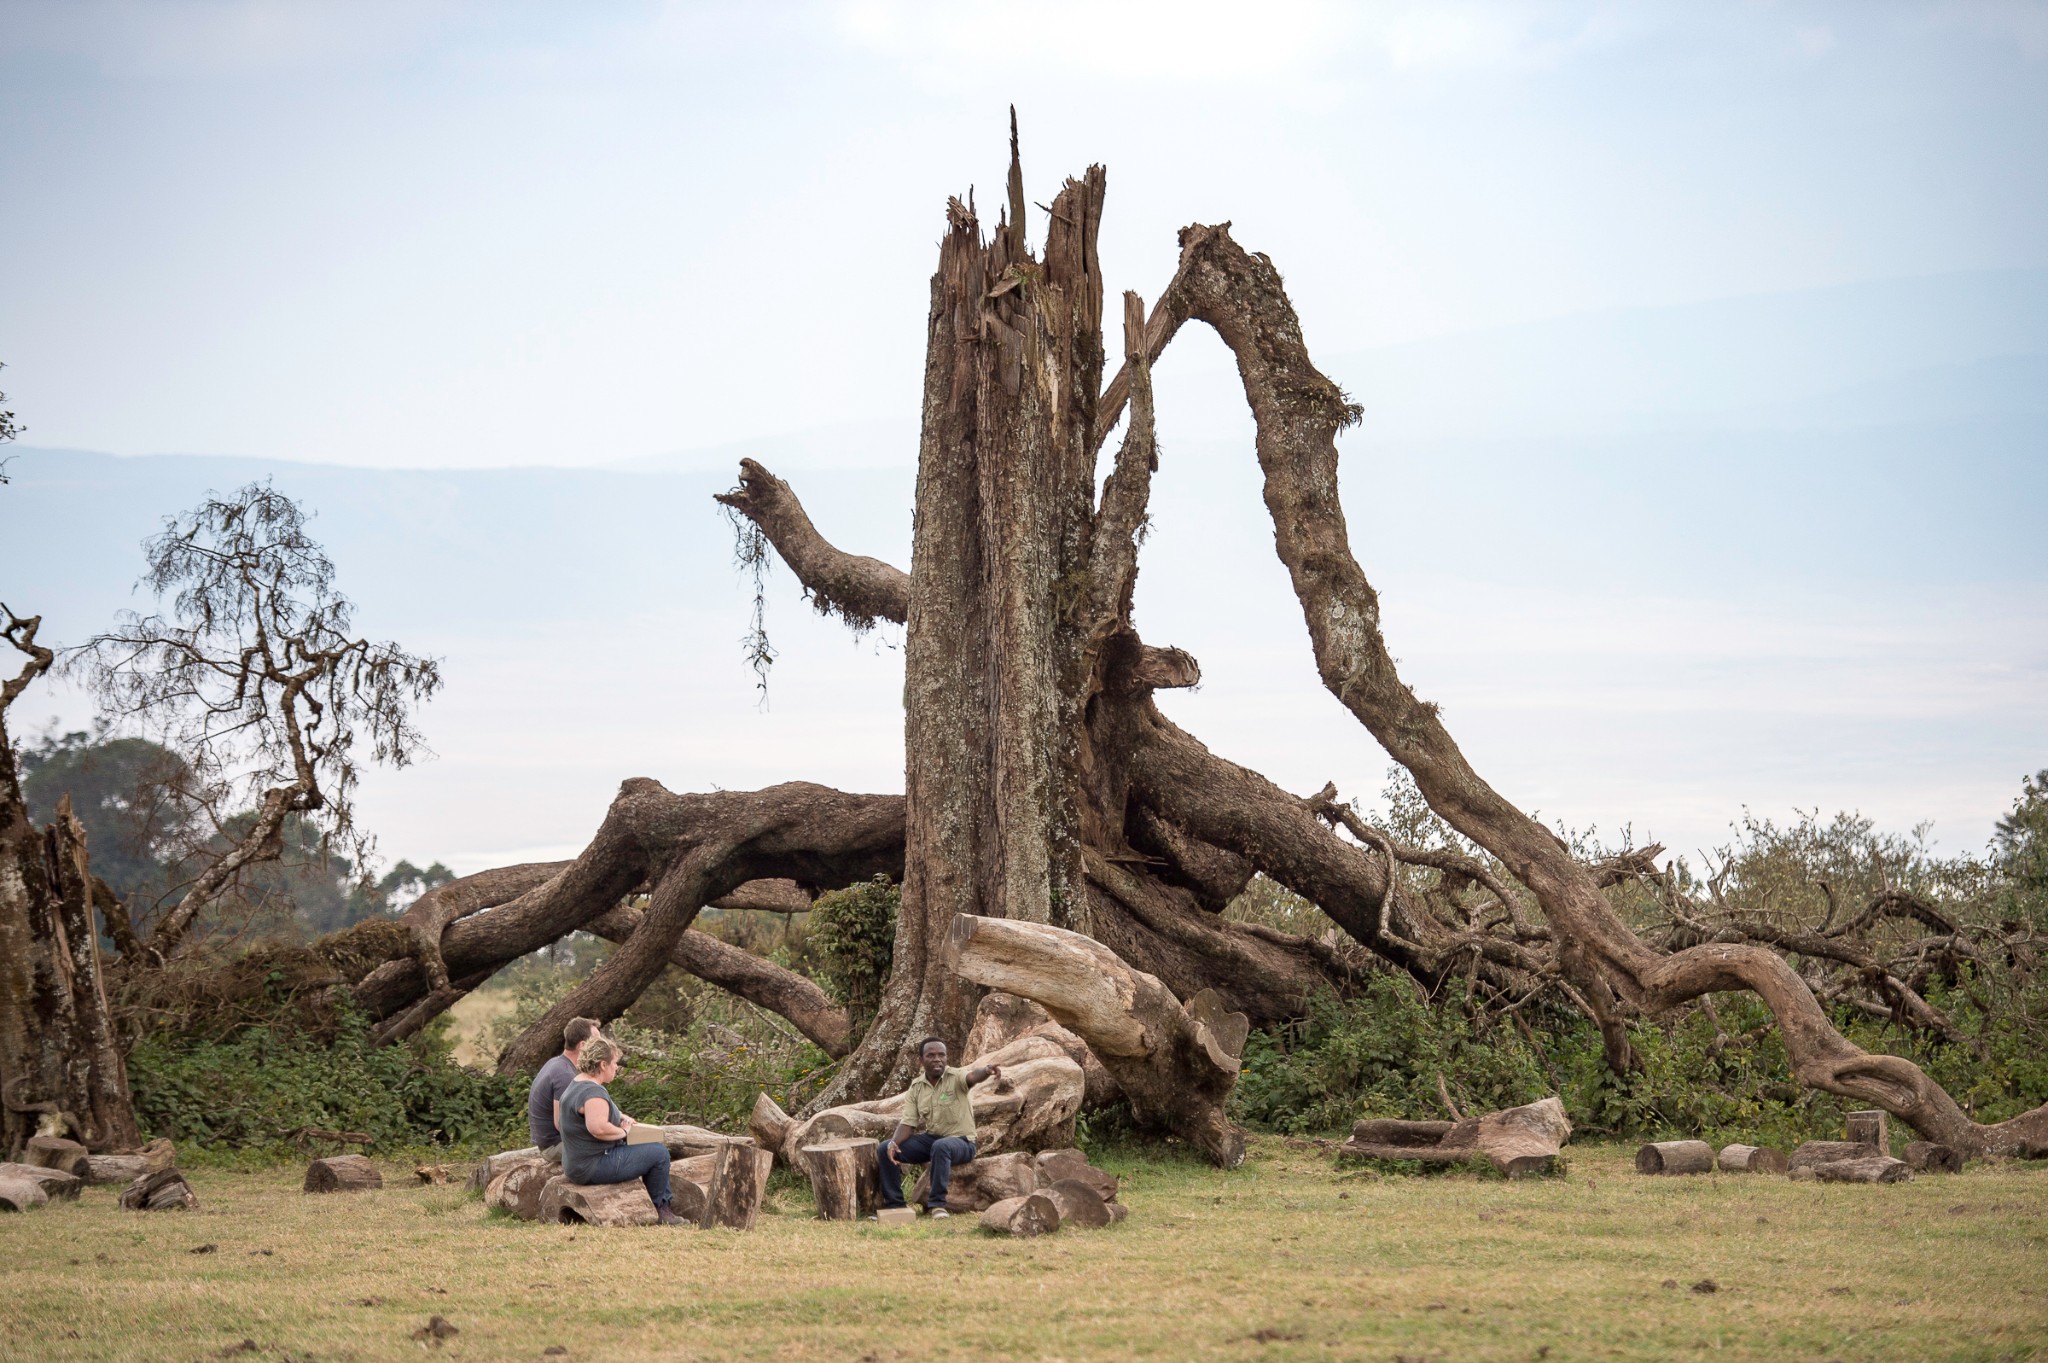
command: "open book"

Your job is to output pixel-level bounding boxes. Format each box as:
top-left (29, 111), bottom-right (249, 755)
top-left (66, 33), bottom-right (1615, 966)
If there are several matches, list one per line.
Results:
top-left (625, 1124), bottom-right (664, 1146)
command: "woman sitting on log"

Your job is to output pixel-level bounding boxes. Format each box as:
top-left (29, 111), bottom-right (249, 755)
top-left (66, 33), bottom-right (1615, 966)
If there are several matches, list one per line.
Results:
top-left (554, 1035), bottom-right (684, 1226)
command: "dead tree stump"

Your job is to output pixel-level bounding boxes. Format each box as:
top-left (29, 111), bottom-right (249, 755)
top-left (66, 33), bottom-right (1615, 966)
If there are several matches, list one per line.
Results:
top-left (979, 1192), bottom-right (1061, 1236)
top-left (1034, 1149), bottom-right (1118, 1203)
top-left (1341, 1098), bottom-right (1570, 1177)
top-left (1635, 1141), bottom-right (1715, 1175)
top-left (798, 1138), bottom-right (879, 1220)
top-left (1904, 1141), bottom-right (1962, 1173)
top-left (1717, 1144), bottom-right (1788, 1174)
top-left (537, 1177), bottom-right (660, 1227)
top-left (25, 1137), bottom-right (89, 1178)
top-left (699, 1142), bottom-right (775, 1231)
top-left (912, 1151), bottom-right (1039, 1213)
top-left (1845, 1110), bottom-right (1890, 1152)
top-left (304, 1155), bottom-right (383, 1193)
top-left (1787, 1140), bottom-right (1879, 1171)
top-left (119, 1168), bottom-right (198, 1211)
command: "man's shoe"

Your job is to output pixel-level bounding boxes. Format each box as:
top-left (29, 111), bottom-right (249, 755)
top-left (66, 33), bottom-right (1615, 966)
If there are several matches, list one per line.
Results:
top-left (928, 1207), bottom-right (949, 1219)
top-left (655, 1203), bottom-right (686, 1226)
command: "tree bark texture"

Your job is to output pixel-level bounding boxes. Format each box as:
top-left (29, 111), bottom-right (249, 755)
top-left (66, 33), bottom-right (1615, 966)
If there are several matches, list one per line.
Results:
top-left (1716, 1144), bottom-right (1788, 1174)
top-left (1635, 1141), bottom-right (1716, 1175)
top-left (303, 1155), bottom-right (382, 1193)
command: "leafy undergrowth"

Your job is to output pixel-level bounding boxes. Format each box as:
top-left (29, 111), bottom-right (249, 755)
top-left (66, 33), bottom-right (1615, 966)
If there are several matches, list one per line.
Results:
top-left (6, 1140), bottom-right (2044, 1362)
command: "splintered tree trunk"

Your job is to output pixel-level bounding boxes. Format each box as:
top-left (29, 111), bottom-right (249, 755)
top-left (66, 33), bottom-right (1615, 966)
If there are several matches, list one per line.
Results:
top-left (0, 621), bottom-right (143, 1158)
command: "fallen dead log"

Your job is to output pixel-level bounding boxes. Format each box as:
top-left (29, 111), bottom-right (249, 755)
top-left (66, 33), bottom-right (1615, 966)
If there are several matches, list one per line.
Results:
top-left (85, 1154), bottom-right (150, 1185)
top-left (1717, 1144), bottom-right (1788, 1174)
top-left (946, 914), bottom-right (1249, 1167)
top-left (0, 1162), bottom-right (82, 1201)
top-left (304, 1155), bottom-right (383, 1193)
top-left (0, 1175), bottom-right (49, 1212)
top-left (1905, 1141), bottom-right (1962, 1173)
top-left (632, 1124), bottom-right (760, 1161)
top-left (1635, 1141), bottom-right (1715, 1175)
top-left (485, 1157), bottom-right (555, 1220)
top-left (979, 1192), bottom-right (1060, 1237)
top-left (752, 1036), bottom-right (1085, 1169)
top-left (1040, 1177), bottom-right (1114, 1228)
top-left (1787, 1140), bottom-right (1879, 1171)
top-left (468, 1145), bottom-right (552, 1193)
top-left (1791, 1155), bottom-right (1912, 1185)
top-left (962, 991), bottom-right (1121, 1110)
top-left (1341, 1097), bottom-right (1571, 1178)
top-left (797, 1137), bottom-right (879, 1220)
top-left (698, 1142), bottom-right (775, 1231)
top-left (119, 1168), bottom-right (198, 1211)
top-left (537, 1177), bottom-right (659, 1226)
top-left (25, 1136), bottom-right (89, 1178)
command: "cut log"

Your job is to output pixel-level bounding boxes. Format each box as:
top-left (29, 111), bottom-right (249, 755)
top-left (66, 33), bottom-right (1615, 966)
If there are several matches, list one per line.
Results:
top-left (0, 1162), bottom-right (82, 1200)
top-left (750, 1093), bottom-right (797, 1156)
top-left (911, 1151), bottom-right (1039, 1213)
top-left (798, 1137), bottom-right (880, 1220)
top-left (978, 1192), bottom-right (1060, 1237)
top-left (1034, 1148), bottom-right (1118, 1202)
top-left (1041, 1177), bottom-right (1114, 1229)
top-left (485, 1157), bottom-right (555, 1220)
top-left (699, 1141), bottom-right (775, 1231)
top-left (85, 1154), bottom-right (150, 1185)
top-left (946, 915), bottom-right (1248, 1167)
top-left (1791, 1155), bottom-right (1912, 1185)
top-left (537, 1177), bottom-right (660, 1226)
top-left (632, 1124), bottom-right (760, 1161)
top-left (138, 1138), bottom-right (177, 1173)
top-left (1717, 1144), bottom-right (1789, 1174)
top-left (0, 1176), bottom-right (49, 1212)
top-left (1845, 1109), bottom-right (1889, 1152)
top-left (25, 1136), bottom-right (89, 1178)
top-left (1477, 1097), bottom-right (1571, 1177)
top-left (304, 1155), bottom-right (383, 1193)
top-left (1904, 1141), bottom-right (1962, 1173)
top-left (1787, 1140), bottom-right (1881, 1171)
top-left (119, 1168), bottom-right (198, 1211)
top-left (1635, 1141), bottom-right (1715, 1175)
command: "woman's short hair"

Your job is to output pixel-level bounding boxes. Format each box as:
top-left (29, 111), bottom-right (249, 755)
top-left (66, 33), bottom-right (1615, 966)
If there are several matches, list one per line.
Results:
top-left (576, 1035), bottom-right (620, 1075)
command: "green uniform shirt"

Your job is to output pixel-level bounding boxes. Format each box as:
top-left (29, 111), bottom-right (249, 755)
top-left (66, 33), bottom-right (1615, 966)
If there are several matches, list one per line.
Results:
top-left (903, 1065), bottom-right (977, 1140)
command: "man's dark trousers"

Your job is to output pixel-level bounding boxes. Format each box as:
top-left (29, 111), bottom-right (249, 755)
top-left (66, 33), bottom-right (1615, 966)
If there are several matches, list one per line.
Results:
top-left (876, 1133), bottom-right (976, 1210)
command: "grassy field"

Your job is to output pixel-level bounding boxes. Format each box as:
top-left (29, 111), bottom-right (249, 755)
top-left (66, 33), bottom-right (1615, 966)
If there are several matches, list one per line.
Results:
top-left (5, 1139), bottom-right (2044, 1363)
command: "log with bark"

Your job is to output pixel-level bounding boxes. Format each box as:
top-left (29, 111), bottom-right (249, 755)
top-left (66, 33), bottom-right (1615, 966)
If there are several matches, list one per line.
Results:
top-left (1034, 1148), bottom-right (1118, 1204)
top-left (910, 1151), bottom-right (1039, 1214)
top-left (1845, 1110), bottom-right (1890, 1152)
top-left (1716, 1144), bottom-right (1788, 1174)
top-left (945, 914), bottom-right (1248, 1167)
top-left (1904, 1141), bottom-right (1962, 1173)
top-left (1340, 1097), bottom-right (1571, 1178)
top-left (796, 1137), bottom-right (878, 1221)
top-left (119, 1168), bottom-right (198, 1210)
top-left (25, 1136), bottom-right (88, 1178)
top-left (303, 1155), bottom-right (383, 1193)
top-left (962, 992), bottom-right (1120, 1111)
top-left (85, 1154), bottom-right (151, 1185)
top-left (0, 1174), bottom-right (47, 1212)
top-left (1040, 1178), bottom-right (1114, 1229)
top-left (486, 1157), bottom-right (556, 1220)
top-left (1635, 1141), bottom-right (1716, 1176)
top-left (1790, 1155), bottom-right (1913, 1185)
top-left (697, 1141), bottom-right (775, 1231)
top-left (1786, 1140), bottom-right (1881, 1171)
top-left (469, 1145), bottom-right (547, 1193)
top-left (537, 1177), bottom-right (660, 1227)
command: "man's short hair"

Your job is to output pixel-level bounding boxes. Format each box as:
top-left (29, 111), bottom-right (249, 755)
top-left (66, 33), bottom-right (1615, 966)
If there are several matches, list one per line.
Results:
top-left (563, 1017), bottom-right (602, 1052)
top-left (916, 1036), bottom-right (947, 1056)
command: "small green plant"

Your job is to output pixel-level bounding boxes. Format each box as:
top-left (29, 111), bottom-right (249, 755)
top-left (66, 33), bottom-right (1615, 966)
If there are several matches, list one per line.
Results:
top-left (806, 874), bottom-right (899, 1038)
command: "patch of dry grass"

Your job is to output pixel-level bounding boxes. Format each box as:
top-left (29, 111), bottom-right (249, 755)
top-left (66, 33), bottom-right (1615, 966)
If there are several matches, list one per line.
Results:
top-left (4, 1141), bottom-right (2044, 1362)
top-left (443, 989), bottom-right (516, 1069)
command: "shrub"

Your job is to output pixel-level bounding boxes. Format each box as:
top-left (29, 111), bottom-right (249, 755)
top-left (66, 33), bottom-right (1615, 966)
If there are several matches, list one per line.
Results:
top-left (806, 875), bottom-right (899, 1037)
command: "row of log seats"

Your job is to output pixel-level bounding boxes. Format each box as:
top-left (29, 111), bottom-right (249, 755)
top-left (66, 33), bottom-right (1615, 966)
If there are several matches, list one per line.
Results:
top-left (1635, 1113), bottom-right (1960, 1182)
top-left (481, 1135), bottom-right (775, 1230)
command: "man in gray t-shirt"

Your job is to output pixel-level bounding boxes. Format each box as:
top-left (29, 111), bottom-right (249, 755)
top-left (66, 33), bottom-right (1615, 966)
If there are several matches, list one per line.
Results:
top-left (526, 1016), bottom-right (603, 1150)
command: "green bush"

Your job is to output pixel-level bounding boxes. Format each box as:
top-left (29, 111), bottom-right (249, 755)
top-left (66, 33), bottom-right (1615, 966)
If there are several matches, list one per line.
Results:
top-left (128, 1003), bottom-right (526, 1156)
top-left (806, 875), bottom-right (899, 1037)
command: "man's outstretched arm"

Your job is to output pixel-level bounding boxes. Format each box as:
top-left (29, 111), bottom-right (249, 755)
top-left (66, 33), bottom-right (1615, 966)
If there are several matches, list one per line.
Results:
top-left (965, 1062), bottom-right (1003, 1086)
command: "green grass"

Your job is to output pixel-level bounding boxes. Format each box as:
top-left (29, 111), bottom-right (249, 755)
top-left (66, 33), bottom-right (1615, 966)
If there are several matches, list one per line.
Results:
top-left (4, 1140), bottom-right (2045, 1362)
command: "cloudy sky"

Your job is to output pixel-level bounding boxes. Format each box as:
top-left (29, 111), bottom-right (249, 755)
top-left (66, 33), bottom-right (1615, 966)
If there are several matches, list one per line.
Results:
top-left (3, 1), bottom-right (2045, 874)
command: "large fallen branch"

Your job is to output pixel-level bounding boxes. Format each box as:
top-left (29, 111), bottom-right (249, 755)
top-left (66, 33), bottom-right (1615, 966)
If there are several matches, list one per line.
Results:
top-left (944, 913), bottom-right (1250, 1167)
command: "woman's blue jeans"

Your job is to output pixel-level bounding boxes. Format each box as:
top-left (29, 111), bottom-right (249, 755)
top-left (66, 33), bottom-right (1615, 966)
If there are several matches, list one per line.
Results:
top-left (573, 1141), bottom-right (674, 1208)
top-left (876, 1134), bottom-right (975, 1210)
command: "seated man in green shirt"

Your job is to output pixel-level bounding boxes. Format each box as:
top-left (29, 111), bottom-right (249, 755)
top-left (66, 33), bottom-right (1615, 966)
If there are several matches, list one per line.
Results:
top-left (876, 1037), bottom-right (1002, 1219)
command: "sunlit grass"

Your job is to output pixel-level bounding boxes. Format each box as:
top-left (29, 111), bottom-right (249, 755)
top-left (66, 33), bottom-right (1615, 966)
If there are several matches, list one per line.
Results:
top-left (3, 1140), bottom-right (2043, 1362)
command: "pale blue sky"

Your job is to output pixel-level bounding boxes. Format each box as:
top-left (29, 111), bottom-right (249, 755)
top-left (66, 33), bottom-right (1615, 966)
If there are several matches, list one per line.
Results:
top-left (3, 2), bottom-right (2045, 874)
